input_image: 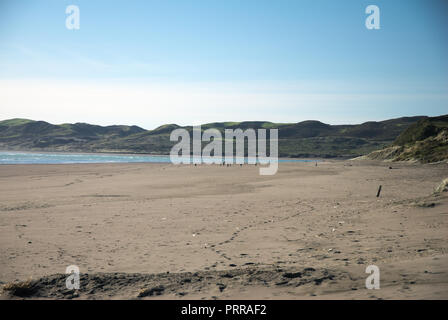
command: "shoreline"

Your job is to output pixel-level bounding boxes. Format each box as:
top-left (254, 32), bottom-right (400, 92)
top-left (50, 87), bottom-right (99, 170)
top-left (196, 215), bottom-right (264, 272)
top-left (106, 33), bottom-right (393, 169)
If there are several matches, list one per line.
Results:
top-left (0, 149), bottom-right (346, 162)
top-left (0, 150), bottom-right (328, 165)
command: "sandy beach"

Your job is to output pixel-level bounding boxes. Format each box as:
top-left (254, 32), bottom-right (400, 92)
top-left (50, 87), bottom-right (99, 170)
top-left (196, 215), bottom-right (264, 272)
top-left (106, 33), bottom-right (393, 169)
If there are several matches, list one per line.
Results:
top-left (0, 160), bottom-right (447, 299)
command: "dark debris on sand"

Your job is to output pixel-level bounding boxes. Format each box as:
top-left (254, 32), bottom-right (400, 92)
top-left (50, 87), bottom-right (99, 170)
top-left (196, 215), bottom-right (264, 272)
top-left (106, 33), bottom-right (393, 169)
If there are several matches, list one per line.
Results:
top-left (2, 267), bottom-right (349, 299)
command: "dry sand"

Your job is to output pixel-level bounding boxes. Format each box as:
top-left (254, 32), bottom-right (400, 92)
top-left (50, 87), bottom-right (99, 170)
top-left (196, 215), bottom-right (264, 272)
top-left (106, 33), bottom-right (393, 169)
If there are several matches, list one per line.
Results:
top-left (0, 160), bottom-right (447, 299)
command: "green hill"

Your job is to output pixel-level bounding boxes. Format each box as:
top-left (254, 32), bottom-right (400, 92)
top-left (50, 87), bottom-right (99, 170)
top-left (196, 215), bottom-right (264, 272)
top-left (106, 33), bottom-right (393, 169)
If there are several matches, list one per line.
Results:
top-left (0, 116), bottom-right (427, 158)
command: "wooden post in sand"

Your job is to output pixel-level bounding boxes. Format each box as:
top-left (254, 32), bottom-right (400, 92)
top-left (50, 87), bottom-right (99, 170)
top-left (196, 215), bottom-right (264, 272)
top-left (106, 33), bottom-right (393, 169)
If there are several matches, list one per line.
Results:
top-left (376, 185), bottom-right (382, 197)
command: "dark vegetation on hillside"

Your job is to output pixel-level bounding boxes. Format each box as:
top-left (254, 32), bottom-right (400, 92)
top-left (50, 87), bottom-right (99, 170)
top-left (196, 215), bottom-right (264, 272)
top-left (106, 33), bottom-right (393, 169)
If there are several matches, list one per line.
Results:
top-left (363, 115), bottom-right (448, 163)
top-left (0, 116), bottom-right (427, 158)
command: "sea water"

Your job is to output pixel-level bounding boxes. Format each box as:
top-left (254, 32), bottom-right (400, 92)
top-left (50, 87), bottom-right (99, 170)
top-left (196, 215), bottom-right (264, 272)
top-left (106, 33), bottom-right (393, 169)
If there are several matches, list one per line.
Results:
top-left (0, 151), bottom-right (319, 165)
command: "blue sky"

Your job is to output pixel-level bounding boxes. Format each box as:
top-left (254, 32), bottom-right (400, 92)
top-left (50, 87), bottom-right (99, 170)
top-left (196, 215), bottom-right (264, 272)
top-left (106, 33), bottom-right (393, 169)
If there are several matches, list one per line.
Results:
top-left (0, 0), bottom-right (447, 129)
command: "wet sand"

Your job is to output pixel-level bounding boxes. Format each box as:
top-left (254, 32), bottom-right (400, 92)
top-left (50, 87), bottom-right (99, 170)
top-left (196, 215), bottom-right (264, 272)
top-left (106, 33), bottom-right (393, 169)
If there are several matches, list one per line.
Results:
top-left (0, 160), bottom-right (447, 299)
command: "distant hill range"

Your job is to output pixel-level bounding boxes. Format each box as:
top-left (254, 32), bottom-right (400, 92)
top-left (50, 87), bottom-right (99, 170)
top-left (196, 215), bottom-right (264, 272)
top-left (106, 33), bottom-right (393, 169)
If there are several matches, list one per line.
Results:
top-left (0, 116), bottom-right (444, 159)
top-left (360, 114), bottom-right (448, 163)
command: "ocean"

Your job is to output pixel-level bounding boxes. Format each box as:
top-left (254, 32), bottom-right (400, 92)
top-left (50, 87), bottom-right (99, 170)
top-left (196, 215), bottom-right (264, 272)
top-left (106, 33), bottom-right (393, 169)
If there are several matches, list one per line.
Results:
top-left (0, 151), bottom-right (318, 165)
